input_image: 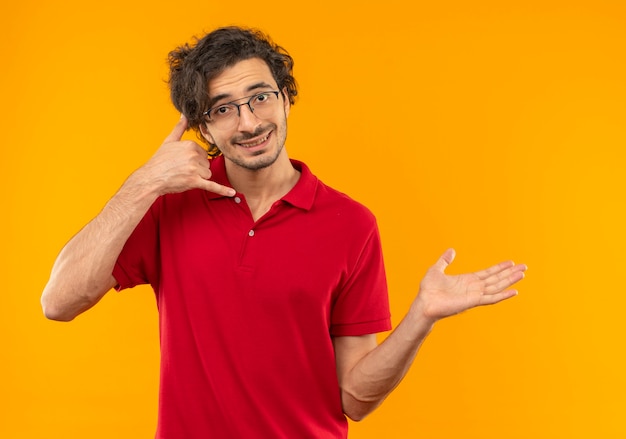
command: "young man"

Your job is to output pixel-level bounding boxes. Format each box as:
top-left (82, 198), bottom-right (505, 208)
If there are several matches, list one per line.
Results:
top-left (41, 27), bottom-right (526, 438)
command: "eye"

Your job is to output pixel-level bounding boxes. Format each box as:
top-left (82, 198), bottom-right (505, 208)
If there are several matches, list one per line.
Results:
top-left (210, 105), bottom-right (234, 119)
top-left (253, 93), bottom-right (271, 104)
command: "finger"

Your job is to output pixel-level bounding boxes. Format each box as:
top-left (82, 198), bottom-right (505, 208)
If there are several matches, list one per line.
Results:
top-left (483, 263), bottom-right (527, 287)
top-left (199, 179), bottom-right (236, 197)
top-left (479, 288), bottom-right (519, 306)
top-left (196, 161), bottom-right (213, 180)
top-left (433, 248), bottom-right (456, 272)
top-left (189, 141), bottom-right (210, 157)
top-left (163, 114), bottom-right (188, 144)
top-left (484, 269), bottom-right (526, 295)
top-left (475, 260), bottom-right (516, 280)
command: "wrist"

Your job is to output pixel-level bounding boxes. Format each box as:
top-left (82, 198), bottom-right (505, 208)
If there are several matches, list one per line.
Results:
top-left (123, 167), bottom-right (163, 199)
top-left (408, 296), bottom-right (439, 329)
top-left (105, 171), bottom-right (161, 218)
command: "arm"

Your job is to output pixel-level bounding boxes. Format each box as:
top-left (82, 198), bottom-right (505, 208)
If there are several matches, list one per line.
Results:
top-left (334, 249), bottom-right (527, 421)
top-left (41, 116), bottom-right (235, 321)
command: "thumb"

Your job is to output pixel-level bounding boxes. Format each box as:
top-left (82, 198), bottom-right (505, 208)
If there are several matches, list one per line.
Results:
top-left (163, 114), bottom-right (188, 143)
top-left (433, 248), bottom-right (456, 273)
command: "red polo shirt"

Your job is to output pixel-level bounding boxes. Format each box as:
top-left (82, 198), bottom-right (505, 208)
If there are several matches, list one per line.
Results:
top-left (113, 155), bottom-right (391, 438)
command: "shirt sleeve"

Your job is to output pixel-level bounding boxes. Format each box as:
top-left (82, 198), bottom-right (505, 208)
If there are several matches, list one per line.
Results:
top-left (330, 223), bottom-right (392, 336)
top-left (113, 198), bottom-right (161, 292)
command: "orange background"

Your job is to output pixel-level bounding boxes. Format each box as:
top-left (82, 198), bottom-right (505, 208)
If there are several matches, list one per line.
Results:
top-left (2, 0), bottom-right (625, 438)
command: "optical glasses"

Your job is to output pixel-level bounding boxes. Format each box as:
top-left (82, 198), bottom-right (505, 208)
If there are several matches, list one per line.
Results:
top-left (203, 91), bottom-right (281, 129)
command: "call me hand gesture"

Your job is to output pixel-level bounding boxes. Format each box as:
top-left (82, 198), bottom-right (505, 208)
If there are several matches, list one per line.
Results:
top-left (134, 115), bottom-right (235, 197)
top-left (41, 116), bottom-right (235, 321)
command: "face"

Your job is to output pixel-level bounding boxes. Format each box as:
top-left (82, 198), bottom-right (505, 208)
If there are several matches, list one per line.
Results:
top-left (200, 58), bottom-right (290, 172)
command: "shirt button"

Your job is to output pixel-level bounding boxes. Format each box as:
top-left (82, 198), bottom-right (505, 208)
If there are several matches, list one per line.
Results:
top-left (248, 230), bottom-right (255, 237)
top-left (234, 196), bottom-right (241, 204)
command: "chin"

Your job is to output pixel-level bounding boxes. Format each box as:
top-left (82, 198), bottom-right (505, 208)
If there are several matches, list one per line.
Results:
top-left (230, 149), bottom-right (281, 171)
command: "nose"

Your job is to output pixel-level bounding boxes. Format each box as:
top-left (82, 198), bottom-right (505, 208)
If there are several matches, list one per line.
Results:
top-left (237, 103), bottom-right (262, 132)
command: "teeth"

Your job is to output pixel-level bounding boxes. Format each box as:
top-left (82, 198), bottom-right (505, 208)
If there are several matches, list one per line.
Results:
top-left (240, 135), bottom-right (268, 148)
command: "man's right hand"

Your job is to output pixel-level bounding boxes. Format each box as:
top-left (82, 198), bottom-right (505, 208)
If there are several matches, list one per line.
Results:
top-left (133, 115), bottom-right (236, 197)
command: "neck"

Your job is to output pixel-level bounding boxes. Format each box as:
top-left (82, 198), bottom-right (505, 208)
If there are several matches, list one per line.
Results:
top-left (225, 151), bottom-right (300, 220)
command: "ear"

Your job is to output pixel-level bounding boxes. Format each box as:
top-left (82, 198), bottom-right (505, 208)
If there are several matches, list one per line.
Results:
top-left (282, 87), bottom-right (291, 117)
top-left (199, 122), bottom-right (216, 145)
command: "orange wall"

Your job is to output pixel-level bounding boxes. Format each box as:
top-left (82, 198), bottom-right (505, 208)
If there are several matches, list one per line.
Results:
top-left (2, 1), bottom-right (625, 437)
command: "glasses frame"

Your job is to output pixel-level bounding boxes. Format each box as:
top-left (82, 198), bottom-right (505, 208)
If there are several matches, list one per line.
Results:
top-left (203, 90), bottom-right (281, 125)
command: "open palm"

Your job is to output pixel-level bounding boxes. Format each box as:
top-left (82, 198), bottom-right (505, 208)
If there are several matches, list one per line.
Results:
top-left (416, 249), bottom-right (527, 322)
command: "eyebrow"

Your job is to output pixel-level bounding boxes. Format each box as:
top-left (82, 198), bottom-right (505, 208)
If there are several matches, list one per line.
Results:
top-left (208, 82), bottom-right (276, 109)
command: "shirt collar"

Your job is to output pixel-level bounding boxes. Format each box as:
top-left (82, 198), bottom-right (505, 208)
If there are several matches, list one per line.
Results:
top-left (205, 155), bottom-right (317, 211)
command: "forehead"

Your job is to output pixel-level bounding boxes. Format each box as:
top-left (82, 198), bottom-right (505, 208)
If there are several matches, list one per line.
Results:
top-left (208, 58), bottom-right (276, 99)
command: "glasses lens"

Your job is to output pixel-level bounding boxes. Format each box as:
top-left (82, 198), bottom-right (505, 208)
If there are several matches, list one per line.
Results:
top-left (207, 91), bottom-right (279, 129)
top-left (208, 105), bottom-right (237, 125)
top-left (249, 92), bottom-right (278, 118)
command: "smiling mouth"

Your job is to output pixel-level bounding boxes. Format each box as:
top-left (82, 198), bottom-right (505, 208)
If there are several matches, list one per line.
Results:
top-left (236, 131), bottom-right (271, 148)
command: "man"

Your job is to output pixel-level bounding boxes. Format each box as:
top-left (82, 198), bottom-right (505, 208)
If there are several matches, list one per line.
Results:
top-left (41, 26), bottom-right (527, 438)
